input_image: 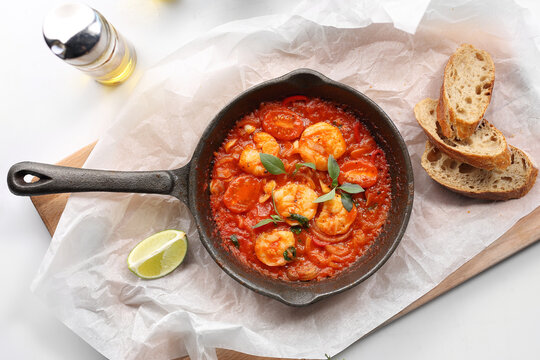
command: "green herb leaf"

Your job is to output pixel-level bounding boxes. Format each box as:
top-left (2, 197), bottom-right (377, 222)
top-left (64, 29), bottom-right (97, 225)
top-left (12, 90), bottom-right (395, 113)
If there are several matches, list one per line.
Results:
top-left (270, 214), bottom-right (284, 222)
top-left (252, 218), bottom-right (277, 228)
top-left (313, 188), bottom-right (336, 203)
top-left (292, 162), bottom-right (316, 176)
top-left (327, 155), bottom-right (340, 181)
top-left (340, 192), bottom-right (353, 212)
top-left (288, 213), bottom-right (309, 227)
top-left (253, 192), bottom-right (286, 228)
top-left (259, 153), bottom-right (286, 175)
top-left (332, 178), bottom-right (338, 188)
top-left (290, 226), bottom-right (302, 234)
top-left (339, 182), bottom-right (364, 194)
top-left (283, 246), bottom-right (296, 261)
top-left (230, 234), bottom-right (239, 248)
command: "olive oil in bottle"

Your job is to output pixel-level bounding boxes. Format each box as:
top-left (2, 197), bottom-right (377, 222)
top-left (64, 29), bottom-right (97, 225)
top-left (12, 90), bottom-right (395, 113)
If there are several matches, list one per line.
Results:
top-left (43, 3), bottom-right (136, 85)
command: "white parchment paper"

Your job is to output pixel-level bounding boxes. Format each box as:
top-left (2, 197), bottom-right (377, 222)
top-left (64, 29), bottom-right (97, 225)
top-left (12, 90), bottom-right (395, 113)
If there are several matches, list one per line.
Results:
top-left (32, 1), bottom-right (540, 359)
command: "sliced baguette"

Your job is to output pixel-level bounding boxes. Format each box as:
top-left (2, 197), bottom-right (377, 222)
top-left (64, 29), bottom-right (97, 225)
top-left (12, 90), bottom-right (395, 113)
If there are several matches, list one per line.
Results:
top-left (421, 142), bottom-right (537, 200)
top-left (437, 44), bottom-right (495, 139)
top-left (415, 98), bottom-right (510, 170)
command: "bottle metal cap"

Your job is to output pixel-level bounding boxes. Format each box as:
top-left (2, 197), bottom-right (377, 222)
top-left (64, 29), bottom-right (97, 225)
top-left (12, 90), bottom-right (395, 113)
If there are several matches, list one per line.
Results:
top-left (43, 3), bottom-right (111, 66)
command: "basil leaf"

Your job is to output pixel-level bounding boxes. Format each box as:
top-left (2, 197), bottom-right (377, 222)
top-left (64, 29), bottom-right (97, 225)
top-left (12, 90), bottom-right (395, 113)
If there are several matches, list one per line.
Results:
top-left (259, 153), bottom-right (286, 175)
top-left (327, 155), bottom-right (340, 181)
top-left (230, 234), bottom-right (240, 248)
top-left (300, 162), bottom-right (316, 170)
top-left (290, 226), bottom-right (302, 234)
top-left (252, 218), bottom-right (276, 228)
top-left (339, 182), bottom-right (365, 194)
top-left (332, 178), bottom-right (338, 188)
top-left (340, 192), bottom-right (353, 212)
top-left (283, 246), bottom-right (296, 261)
top-left (292, 162), bottom-right (316, 176)
top-left (252, 193), bottom-right (286, 229)
top-left (270, 214), bottom-right (284, 222)
top-left (288, 213), bottom-right (309, 227)
top-left (313, 188), bottom-right (336, 203)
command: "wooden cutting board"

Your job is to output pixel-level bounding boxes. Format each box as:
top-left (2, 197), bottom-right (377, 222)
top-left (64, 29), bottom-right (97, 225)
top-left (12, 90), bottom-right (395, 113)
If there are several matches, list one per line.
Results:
top-left (31, 143), bottom-right (540, 360)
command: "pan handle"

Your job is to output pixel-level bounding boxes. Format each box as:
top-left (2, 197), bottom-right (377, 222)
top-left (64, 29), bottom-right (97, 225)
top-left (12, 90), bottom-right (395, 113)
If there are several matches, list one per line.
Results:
top-left (7, 161), bottom-right (178, 197)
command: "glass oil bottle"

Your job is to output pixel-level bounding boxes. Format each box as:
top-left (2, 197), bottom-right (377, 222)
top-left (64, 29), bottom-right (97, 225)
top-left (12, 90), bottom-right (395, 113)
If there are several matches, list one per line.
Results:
top-left (43, 3), bottom-right (136, 85)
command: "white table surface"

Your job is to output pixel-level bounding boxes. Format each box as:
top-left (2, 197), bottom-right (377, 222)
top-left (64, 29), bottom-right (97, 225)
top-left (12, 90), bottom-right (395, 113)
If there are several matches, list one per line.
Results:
top-left (1, 1), bottom-right (539, 359)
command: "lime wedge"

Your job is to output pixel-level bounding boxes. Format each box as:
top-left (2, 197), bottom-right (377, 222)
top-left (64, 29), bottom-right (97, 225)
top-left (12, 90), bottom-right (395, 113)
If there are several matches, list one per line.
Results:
top-left (127, 229), bottom-right (187, 279)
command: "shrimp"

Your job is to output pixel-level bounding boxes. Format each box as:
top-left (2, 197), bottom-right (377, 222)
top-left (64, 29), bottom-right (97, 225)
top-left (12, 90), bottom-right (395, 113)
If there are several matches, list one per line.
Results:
top-left (315, 193), bottom-right (357, 235)
top-left (239, 132), bottom-right (280, 176)
top-left (273, 183), bottom-right (318, 225)
top-left (255, 229), bottom-right (296, 266)
top-left (298, 122), bottom-right (346, 170)
top-left (286, 261), bottom-right (320, 281)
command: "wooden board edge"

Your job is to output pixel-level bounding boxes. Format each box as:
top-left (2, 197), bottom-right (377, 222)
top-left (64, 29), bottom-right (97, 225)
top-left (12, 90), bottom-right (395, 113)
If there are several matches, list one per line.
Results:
top-left (30, 142), bottom-right (97, 235)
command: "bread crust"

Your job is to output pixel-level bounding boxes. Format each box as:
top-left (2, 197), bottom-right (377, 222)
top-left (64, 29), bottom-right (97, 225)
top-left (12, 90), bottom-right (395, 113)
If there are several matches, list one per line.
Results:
top-left (437, 44), bottom-right (495, 139)
top-left (436, 88), bottom-right (454, 138)
top-left (415, 98), bottom-right (511, 170)
top-left (421, 142), bottom-right (537, 201)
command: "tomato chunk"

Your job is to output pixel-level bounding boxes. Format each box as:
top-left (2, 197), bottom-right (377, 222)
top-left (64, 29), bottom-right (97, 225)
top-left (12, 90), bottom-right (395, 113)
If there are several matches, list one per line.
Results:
top-left (338, 159), bottom-right (378, 188)
top-left (348, 137), bottom-right (377, 159)
top-left (282, 95), bottom-right (308, 106)
top-left (262, 109), bottom-right (304, 140)
top-left (223, 176), bottom-right (261, 213)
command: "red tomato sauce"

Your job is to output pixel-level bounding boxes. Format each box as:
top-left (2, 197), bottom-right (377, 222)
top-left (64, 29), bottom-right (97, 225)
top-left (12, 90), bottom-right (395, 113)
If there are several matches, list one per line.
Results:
top-left (210, 97), bottom-right (391, 281)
